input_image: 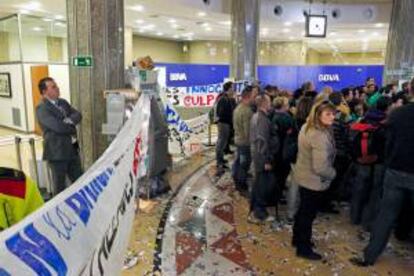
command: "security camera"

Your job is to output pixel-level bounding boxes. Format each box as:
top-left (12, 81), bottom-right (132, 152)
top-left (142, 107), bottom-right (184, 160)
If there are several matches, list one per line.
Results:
top-left (202, 0), bottom-right (210, 5)
top-left (274, 5), bottom-right (283, 16)
top-left (332, 9), bottom-right (341, 19)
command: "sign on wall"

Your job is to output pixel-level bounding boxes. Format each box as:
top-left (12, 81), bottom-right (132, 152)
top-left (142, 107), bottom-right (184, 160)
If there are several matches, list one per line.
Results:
top-left (157, 63), bottom-right (384, 93)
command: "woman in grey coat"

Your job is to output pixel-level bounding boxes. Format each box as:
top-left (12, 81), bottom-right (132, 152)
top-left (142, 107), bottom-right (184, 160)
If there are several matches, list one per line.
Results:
top-left (291, 100), bottom-right (337, 260)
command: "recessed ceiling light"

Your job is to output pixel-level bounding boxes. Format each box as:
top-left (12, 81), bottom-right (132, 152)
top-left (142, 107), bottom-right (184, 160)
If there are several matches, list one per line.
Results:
top-left (136, 19), bottom-right (144, 24)
top-left (372, 31), bottom-right (380, 36)
top-left (284, 22), bottom-right (292, 27)
top-left (201, 22), bottom-right (209, 27)
top-left (55, 15), bottom-right (64, 20)
top-left (142, 24), bottom-right (155, 30)
top-left (54, 22), bottom-right (66, 27)
top-left (375, 23), bottom-right (384, 28)
top-left (43, 18), bottom-right (53, 22)
top-left (336, 38), bottom-right (344, 43)
top-left (157, 32), bottom-right (164, 36)
top-left (220, 20), bottom-right (231, 26)
top-left (358, 29), bottom-right (366, 33)
top-left (32, 27), bottom-right (43, 32)
top-left (19, 9), bottom-right (30, 14)
top-left (172, 23), bottom-right (179, 29)
top-left (197, 12), bottom-right (206, 17)
top-left (168, 18), bottom-right (176, 23)
top-left (282, 28), bottom-right (290, 33)
top-left (204, 27), bottom-right (212, 31)
top-left (173, 34), bottom-right (179, 39)
top-left (329, 32), bottom-right (337, 36)
top-left (131, 5), bottom-right (144, 12)
top-left (23, 1), bottom-right (41, 11)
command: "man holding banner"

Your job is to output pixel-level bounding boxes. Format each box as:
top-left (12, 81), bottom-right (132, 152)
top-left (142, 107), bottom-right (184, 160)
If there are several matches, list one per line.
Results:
top-left (232, 86), bottom-right (254, 195)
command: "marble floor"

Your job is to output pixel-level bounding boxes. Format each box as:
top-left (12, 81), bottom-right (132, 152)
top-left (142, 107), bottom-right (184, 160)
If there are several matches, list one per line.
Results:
top-left (123, 153), bottom-right (414, 276)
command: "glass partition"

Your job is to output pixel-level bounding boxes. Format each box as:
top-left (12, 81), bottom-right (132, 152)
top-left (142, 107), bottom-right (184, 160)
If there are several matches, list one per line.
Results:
top-left (20, 14), bottom-right (67, 63)
top-left (0, 15), bottom-right (21, 62)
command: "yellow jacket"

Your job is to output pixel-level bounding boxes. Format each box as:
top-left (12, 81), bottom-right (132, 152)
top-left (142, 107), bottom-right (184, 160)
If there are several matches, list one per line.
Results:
top-left (0, 168), bottom-right (44, 231)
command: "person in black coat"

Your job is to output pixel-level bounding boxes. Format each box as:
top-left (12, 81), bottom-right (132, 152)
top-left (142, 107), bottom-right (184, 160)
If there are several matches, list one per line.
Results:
top-left (351, 95), bottom-right (414, 266)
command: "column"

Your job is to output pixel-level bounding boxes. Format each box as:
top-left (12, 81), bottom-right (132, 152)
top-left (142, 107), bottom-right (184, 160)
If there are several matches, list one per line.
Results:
top-left (230, 0), bottom-right (260, 81)
top-left (124, 27), bottom-right (134, 67)
top-left (384, 0), bottom-right (414, 84)
top-left (67, 0), bottom-right (124, 168)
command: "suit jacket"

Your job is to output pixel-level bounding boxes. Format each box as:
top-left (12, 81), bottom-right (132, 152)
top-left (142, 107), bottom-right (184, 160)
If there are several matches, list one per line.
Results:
top-left (36, 98), bottom-right (82, 161)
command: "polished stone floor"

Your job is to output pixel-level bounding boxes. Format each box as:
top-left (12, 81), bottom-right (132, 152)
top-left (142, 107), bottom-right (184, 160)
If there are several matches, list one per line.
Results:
top-left (123, 154), bottom-right (414, 275)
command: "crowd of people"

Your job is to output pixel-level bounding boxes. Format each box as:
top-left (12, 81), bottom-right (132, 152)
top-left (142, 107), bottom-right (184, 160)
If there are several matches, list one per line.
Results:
top-left (214, 77), bottom-right (414, 265)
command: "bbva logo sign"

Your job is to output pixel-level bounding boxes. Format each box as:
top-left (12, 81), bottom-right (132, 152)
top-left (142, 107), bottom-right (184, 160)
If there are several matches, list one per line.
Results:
top-left (318, 74), bottom-right (340, 82)
top-left (170, 73), bottom-right (187, 81)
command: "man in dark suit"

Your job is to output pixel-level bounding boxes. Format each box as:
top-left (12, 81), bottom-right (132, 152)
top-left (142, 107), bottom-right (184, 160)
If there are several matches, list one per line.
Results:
top-left (36, 77), bottom-right (83, 195)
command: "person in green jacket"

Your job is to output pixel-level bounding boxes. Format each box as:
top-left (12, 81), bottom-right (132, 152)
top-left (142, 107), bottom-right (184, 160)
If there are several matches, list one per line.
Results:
top-left (0, 167), bottom-right (44, 231)
top-left (366, 83), bottom-right (382, 108)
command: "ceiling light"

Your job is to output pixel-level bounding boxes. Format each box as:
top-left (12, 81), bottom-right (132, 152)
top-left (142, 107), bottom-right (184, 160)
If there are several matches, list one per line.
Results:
top-left (23, 1), bottom-right (41, 11)
top-left (184, 32), bottom-right (194, 37)
top-left (19, 9), bottom-right (30, 14)
top-left (329, 32), bottom-right (337, 36)
top-left (131, 5), bottom-right (144, 12)
top-left (284, 22), bottom-right (292, 27)
top-left (204, 27), bottom-right (212, 31)
top-left (168, 18), bottom-right (176, 23)
top-left (372, 32), bottom-right (380, 36)
top-left (157, 32), bottom-right (163, 36)
top-left (335, 38), bottom-right (344, 43)
top-left (201, 22), bottom-right (209, 27)
top-left (301, 31), bottom-right (306, 36)
top-left (172, 24), bottom-right (179, 29)
top-left (43, 18), bottom-right (53, 22)
top-left (375, 23), bottom-right (384, 28)
top-left (289, 36), bottom-right (294, 40)
top-left (220, 20), bottom-right (231, 26)
top-left (197, 12), bottom-right (206, 17)
top-left (138, 28), bottom-right (146, 33)
top-left (32, 27), bottom-right (43, 32)
top-left (282, 28), bottom-right (290, 33)
top-left (261, 28), bottom-right (269, 35)
top-left (55, 15), bottom-right (64, 20)
top-left (358, 29), bottom-right (366, 33)
top-left (173, 34), bottom-right (179, 39)
top-left (54, 22), bottom-right (66, 27)
top-left (136, 19), bottom-right (144, 24)
top-left (142, 24), bottom-right (155, 30)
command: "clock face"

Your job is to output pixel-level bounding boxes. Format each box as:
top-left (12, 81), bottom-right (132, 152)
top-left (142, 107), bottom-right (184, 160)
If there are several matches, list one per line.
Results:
top-left (307, 15), bottom-right (327, 37)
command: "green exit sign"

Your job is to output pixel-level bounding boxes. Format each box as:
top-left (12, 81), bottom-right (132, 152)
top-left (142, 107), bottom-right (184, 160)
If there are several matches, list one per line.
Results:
top-left (72, 56), bottom-right (93, 67)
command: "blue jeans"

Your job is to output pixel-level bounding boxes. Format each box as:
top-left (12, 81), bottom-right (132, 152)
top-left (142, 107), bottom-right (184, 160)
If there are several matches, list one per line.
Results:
top-left (364, 169), bottom-right (414, 264)
top-left (232, 145), bottom-right (251, 190)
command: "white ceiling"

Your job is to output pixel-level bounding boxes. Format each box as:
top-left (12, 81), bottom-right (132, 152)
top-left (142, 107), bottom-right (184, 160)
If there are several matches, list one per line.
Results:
top-left (0, 0), bottom-right (393, 53)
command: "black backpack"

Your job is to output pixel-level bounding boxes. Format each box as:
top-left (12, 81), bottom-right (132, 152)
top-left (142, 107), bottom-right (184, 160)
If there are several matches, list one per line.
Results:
top-left (349, 122), bottom-right (380, 165)
top-left (272, 113), bottom-right (298, 164)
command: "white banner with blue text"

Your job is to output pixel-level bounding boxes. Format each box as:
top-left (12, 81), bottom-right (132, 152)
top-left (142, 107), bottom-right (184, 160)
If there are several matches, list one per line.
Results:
top-left (0, 94), bottom-right (151, 276)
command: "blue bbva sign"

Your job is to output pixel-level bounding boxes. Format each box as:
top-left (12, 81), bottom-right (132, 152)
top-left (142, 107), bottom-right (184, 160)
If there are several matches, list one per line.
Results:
top-left (156, 62), bottom-right (384, 91)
